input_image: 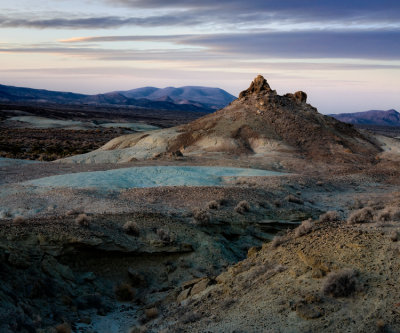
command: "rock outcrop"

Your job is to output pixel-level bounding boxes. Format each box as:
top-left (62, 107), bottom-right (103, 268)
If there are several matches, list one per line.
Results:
top-left (61, 75), bottom-right (382, 165)
top-left (239, 74), bottom-right (272, 98)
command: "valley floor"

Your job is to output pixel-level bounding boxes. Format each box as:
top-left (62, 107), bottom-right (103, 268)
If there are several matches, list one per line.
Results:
top-left (0, 156), bottom-right (399, 333)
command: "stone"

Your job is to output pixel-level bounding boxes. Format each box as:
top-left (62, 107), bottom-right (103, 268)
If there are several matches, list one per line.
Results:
top-left (294, 91), bottom-right (307, 103)
top-left (191, 278), bottom-right (212, 295)
top-left (177, 287), bottom-right (191, 302)
top-left (181, 277), bottom-right (204, 289)
top-left (216, 271), bottom-right (231, 284)
top-left (239, 75), bottom-right (271, 98)
top-left (247, 246), bottom-right (261, 258)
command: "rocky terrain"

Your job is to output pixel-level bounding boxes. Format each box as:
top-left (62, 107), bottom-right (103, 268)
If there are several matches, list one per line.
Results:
top-left (0, 75), bottom-right (400, 333)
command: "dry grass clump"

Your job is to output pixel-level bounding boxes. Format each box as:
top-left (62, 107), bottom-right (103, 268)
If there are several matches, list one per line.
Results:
top-left (192, 208), bottom-right (211, 225)
top-left (114, 283), bottom-right (135, 302)
top-left (346, 207), bottom-right (374, 225)
top-left (234, 200), bottom-right (250, 214)
top-left (322, 269), bottom-right (358, 297)
top-left (295, 219), bottom-right (313, 237)
top-left (157, 228), bottom-right (171, 242)
top-left (285, 194), bottom-right (304, 205)
top-left (318, 211), bottom-right (340, 223)
top-left (123, 221), bottom-right (140, 236)
top-left (145, 307), bottom-right (159, 320)
top-left (13, 215), bottom-right (25, 224)
top-left (207, 200), bottom-right (220, 210)
top-left (75, 213), bottom-right (91, 227)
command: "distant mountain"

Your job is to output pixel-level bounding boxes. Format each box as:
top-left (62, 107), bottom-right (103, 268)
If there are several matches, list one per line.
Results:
top-left (0, 84), bottom-right (86, 104)
top-left (119, 86), bottom-right (236, 110)
top-left (0, 83), bottom-right (236, 113)
top-left (330, 109), bottom-right (400, 126)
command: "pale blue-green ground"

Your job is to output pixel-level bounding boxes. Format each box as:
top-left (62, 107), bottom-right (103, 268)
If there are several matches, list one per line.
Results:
top-left (25, 166), bottom-right (285, 189)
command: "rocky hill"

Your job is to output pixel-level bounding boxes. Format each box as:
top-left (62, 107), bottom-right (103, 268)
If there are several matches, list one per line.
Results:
top-left (330, 109), bottom-right (400, 126)
top-left (63, 75), bottom-right (381, 165)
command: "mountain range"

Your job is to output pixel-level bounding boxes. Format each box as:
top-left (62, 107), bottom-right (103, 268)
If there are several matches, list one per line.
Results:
top-left (0, 83), bottom-right (236, 113)
top-left (330, 109), bottom-right (400, 126)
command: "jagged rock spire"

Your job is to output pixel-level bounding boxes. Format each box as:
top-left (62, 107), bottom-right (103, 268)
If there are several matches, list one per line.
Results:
top-left (239, 75), bottom-right (271, 98)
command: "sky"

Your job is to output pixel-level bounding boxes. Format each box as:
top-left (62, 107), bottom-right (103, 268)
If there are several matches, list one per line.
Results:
top-left (0, 0), bottom-right (399, 114)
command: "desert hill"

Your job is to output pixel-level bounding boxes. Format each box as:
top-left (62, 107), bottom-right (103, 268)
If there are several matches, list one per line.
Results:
top-left (0, 83), bottom-right (235, 113)
top-left (119, 86), bottom-right (236, 110)
top-left (63, 75), bottom-right (382, 165)
top-left (331, 109), bottom-right (400, 126)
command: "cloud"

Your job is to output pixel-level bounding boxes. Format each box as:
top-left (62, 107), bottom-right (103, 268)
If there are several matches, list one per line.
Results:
top-left (0, 14), bottom-right (201, 29)
top-left (1, 1), bottom-right (399, 30)
top-left (58, 30), bottom-right (400, 60)
top-left (109, 0), bottom-right (400, 22)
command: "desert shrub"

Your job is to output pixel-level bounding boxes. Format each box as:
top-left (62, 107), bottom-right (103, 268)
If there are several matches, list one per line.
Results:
top-left (207, 200), bottom-right (220, 210)
top-left (322, 269), bottom-right (358, 297)
top-left (285, 194), bottom-right (304, 205)
top-left (375, 208), bottom-right (392, 222)
top-left (145, 307), bottom-right (159, 320)
top-left (271, 235), bottom-right (285, 248)
top-left (235, 200), bottom-right (250, 214)
top-left (13, 215), bottom-right (25, 224)
top-left (351, 199), bottom-right (364, 210)
top-left (221, 298), bottom-right (236, 309)
top-left (389, 230), bottom-right (398, 242)
top-left (392, 209), bottom-right (400, 221)
top-left (295, 219), bottom-right (313, 237)
top-left (65, 209), bottom-right (78, 216)
top-left (55, 323), bottom-right (72, 333)
top-left (192, 208), bottom-right (211, 225)
top-left (129, 326), bottom-right (148, 333)
top-left (318, 211), bottom-right (340, 223)
top-left (273, 200), bottom-right (281, 207)
top-left (347, 207), bottom-right (374, 225)
top-left (157, 228), bottom-right (171, 242)
top-left (114, 283), bottom-right (135, 302)
top-left (182, 311), bottom-right (202, 324)
top-left (123, 221), bottom-right (140, 236)
top-left (75, 213), bottom-right (90, 227)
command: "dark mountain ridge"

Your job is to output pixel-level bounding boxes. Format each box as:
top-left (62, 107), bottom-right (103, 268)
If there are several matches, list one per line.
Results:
top-left (330, 109), bottom-right (400, 126)
top-left (0, 83), bottom-right (236, 113)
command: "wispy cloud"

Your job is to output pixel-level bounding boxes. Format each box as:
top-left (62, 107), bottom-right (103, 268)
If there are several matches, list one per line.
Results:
top-left (0, 14), bottom-right (202, 29)
top-left (58, 30), bottom-right (400, 60)
top-left (108, 0), bottom-right (400, 23)
top-left (1, 0), bottom-right (399, 30)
